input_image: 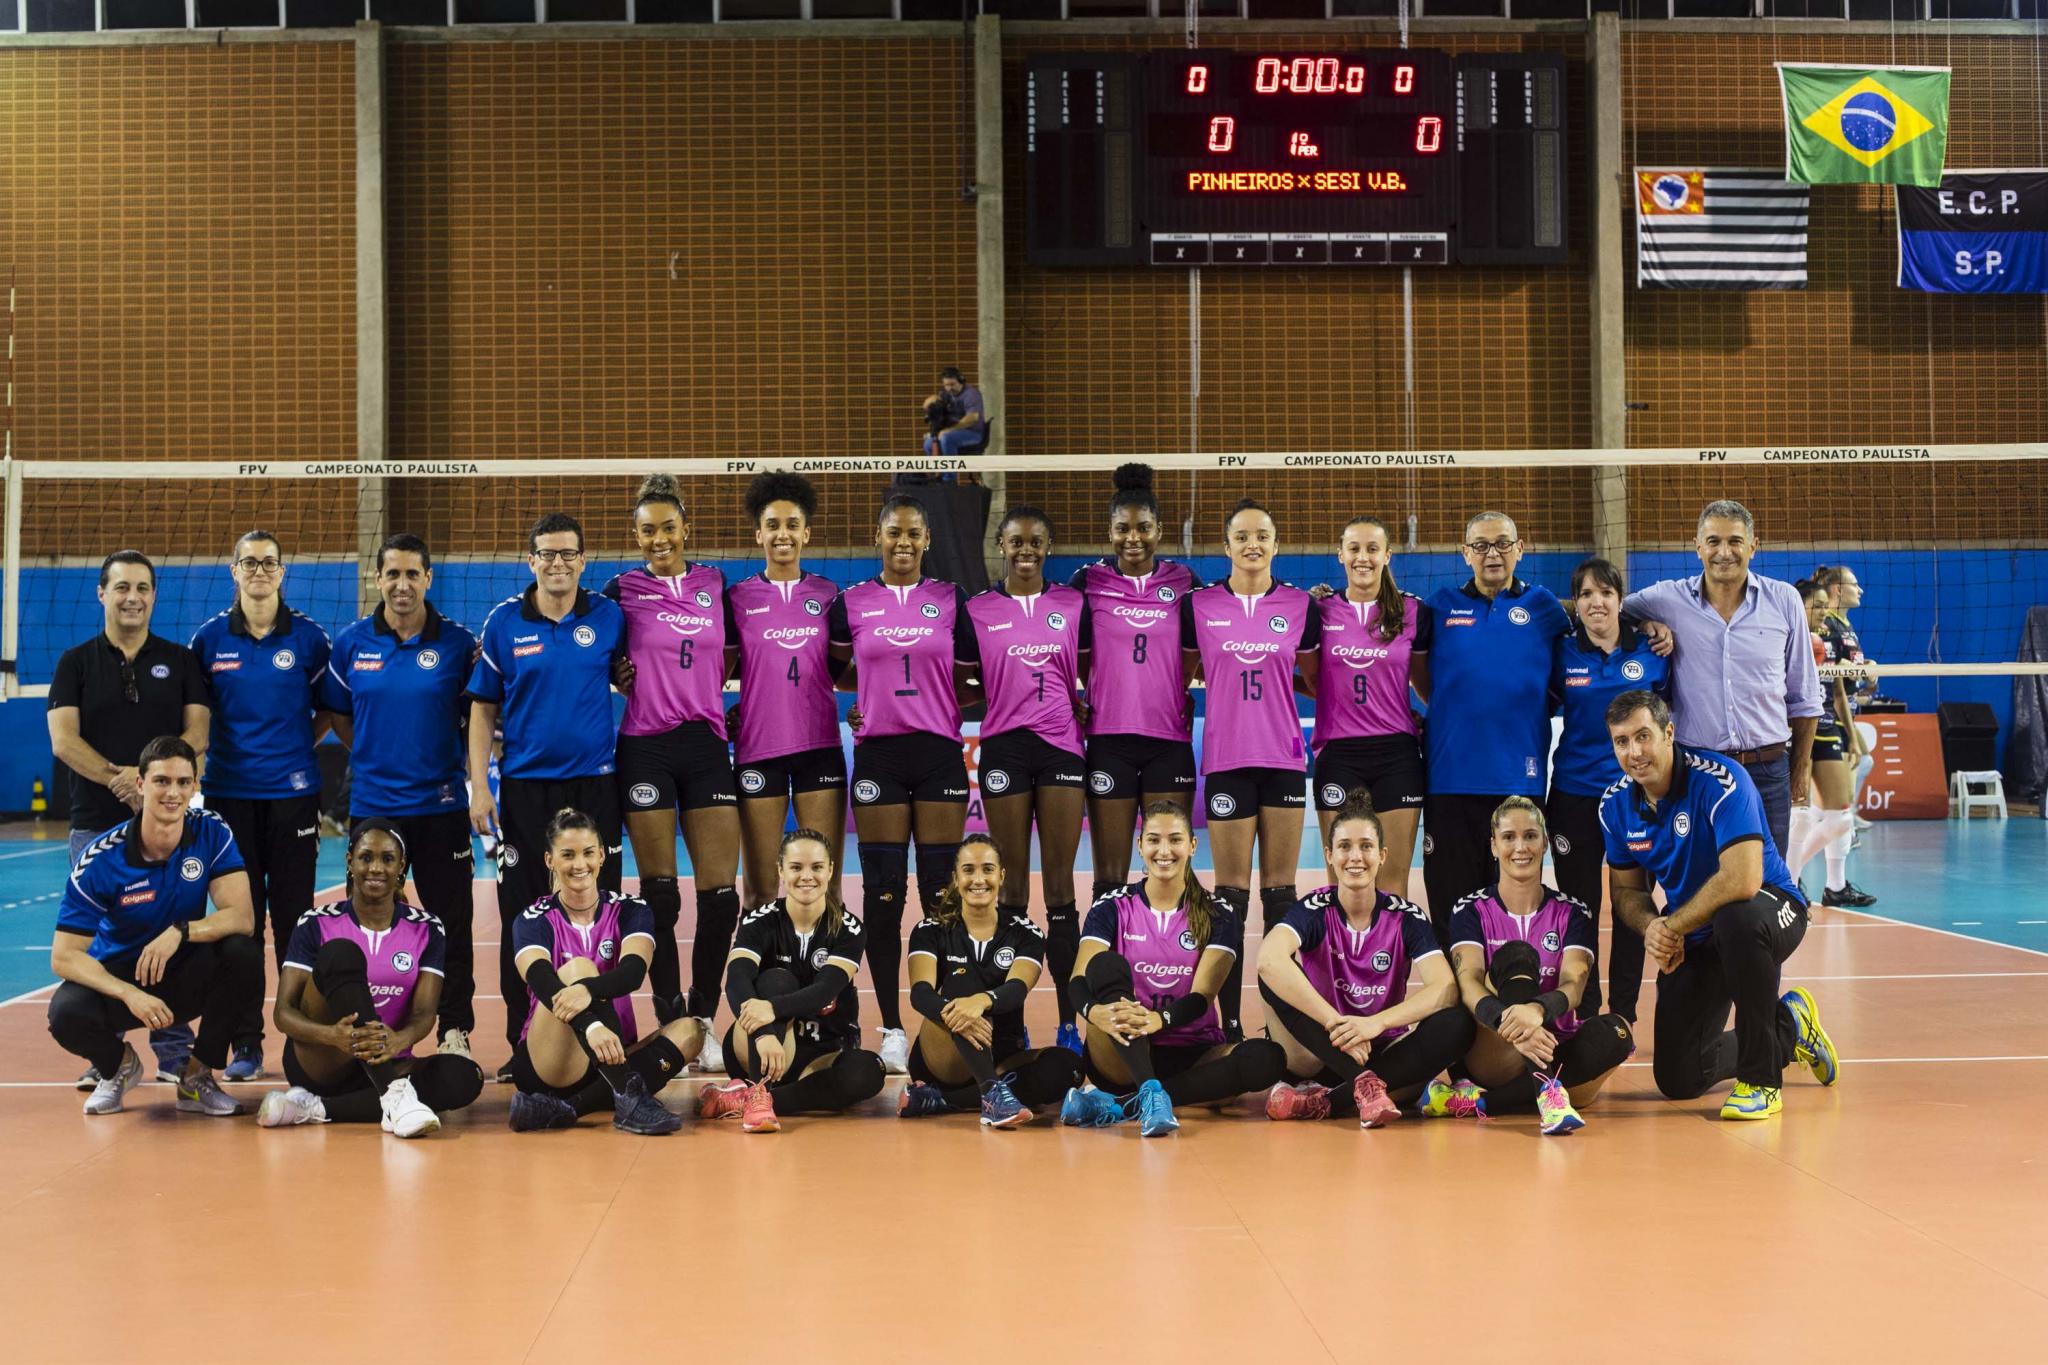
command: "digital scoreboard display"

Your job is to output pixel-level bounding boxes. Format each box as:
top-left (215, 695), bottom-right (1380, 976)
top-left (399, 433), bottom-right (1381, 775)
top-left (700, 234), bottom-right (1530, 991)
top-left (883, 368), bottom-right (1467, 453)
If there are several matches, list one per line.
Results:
top-left (1025, 49), bottom-right (1568, 269)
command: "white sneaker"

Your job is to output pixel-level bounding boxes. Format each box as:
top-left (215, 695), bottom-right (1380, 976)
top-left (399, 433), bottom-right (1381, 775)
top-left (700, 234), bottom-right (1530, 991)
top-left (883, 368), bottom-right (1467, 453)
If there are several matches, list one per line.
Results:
top-left (691, 1021), bottom-right (725, 1075)
top-left (437, 1028), bottom-right (474, 1063)
top-left (258, 1085), bottom-right (329, 1127)
top-left (879, 1027), bottom-right (910, 1076)
top-left (83, 1043), bottom-right (144, 1115)
top-left (380, 1077), bottom-right (441, 1138)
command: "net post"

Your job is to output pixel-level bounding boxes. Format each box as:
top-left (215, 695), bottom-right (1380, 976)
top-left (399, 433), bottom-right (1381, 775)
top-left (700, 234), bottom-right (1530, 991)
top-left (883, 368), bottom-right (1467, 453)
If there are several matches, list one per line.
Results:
top-left (355, 20), bottom-right (390, 613)
top-left (2, 455), bottom-right (18, 701)
top-left (1587, 12), bottom-right (1629, 572)
top-left (974, 13), bottom-right (1007, 577)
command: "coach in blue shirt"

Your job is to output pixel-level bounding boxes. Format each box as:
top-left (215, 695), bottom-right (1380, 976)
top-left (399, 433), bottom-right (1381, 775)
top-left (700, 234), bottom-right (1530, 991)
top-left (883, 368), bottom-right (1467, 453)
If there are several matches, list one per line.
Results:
top-left (466, 512), bottom-right (626, 1055)
top-left (48, 736), bottom-right (262, 1119)
top-left (189, 530), bottom-right (338, 1081)
top-left (1623, 499), bottom-right (1822, 860)
top-left (1598, 690), bottom-right (1836, 1122)
top-left (321, 532), bottom-right (482, 1063)
top-left (1547, 556), bottom-right (1671, 1022)
top-left (1417, 511), bottom-right (1570, 942)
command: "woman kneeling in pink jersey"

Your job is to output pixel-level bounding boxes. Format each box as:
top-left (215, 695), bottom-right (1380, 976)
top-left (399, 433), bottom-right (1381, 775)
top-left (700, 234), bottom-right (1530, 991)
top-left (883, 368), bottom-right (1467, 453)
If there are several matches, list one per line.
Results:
top-left (257, 821), bottom-right (483, 1137)
top-left (1441, 797), bottom-right (1635, 1134)
top-left (1256, 790), bottom-right (1473, 1127)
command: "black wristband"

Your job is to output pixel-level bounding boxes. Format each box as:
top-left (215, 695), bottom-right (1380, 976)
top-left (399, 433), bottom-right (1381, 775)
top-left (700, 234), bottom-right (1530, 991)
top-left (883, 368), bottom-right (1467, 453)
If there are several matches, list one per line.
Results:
top-left (1537, 990), bottom-right (1570, 1023)
top-left (1474, 995), bottom-right (1505, 1031)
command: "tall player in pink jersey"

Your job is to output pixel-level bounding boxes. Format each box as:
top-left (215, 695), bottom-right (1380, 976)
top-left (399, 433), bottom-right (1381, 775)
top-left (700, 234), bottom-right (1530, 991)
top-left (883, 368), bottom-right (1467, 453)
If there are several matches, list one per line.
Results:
top-left (1300, 516), bottom-right (1430, 894)
top-left (730, 473), bottom-right (847, 914)
top-left (603, 474), bottom-right (742, 1075)
top-left (1071, 464), bottom-right (1203, 922)
top-left (1060, 803), bottom-right (1286, 1136)
top-left (963, 505), bottom-right (1088, 1045)
top-left (1180, 499), bottom-right (1320, 1039)
top-left (828, 495), bottom-right (979, 1076)
top-left (1257, 792), bottom-right (1473, 1127)
top-left (1445, 798), bottom-right (1634, 1134)
top-left (257, 822), bottom-right (484, 1136)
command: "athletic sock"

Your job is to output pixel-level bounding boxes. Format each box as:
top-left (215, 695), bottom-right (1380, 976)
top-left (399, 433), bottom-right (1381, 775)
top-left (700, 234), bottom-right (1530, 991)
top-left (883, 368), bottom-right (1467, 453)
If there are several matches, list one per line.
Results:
top-left (859, 841), bottom-right (910, 1031)
top-left (1214, 886), bottom-right (1250, 1041)
top-left (1824, 826), bottom-right (1852, 892)
top-left (914, 842), bottom-right (959, 918)
top-left (641, 875), bottom-right (684, 1017)
top-left (689, 885), bottom-right (741, 1019)
top-left (1044, 901), bottom-right (1079, 1026)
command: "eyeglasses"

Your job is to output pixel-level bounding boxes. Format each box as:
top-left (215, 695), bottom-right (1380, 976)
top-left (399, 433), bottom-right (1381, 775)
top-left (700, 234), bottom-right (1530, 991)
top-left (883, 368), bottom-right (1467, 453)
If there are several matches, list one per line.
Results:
top-left (234, 557), bottom-right (283, 574)
top-left (1465, 538), bottom-right (1520, 556)
top-left (119, 657), bottom-right (139, 704)
top-left (531, 549), bottom-right (584, 565)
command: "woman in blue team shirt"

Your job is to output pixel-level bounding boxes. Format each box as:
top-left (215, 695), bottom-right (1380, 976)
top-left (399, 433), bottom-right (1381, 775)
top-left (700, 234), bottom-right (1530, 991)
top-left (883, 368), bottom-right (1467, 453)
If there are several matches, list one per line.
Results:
top-left (1546, 557), bottom-right (1669, 1023)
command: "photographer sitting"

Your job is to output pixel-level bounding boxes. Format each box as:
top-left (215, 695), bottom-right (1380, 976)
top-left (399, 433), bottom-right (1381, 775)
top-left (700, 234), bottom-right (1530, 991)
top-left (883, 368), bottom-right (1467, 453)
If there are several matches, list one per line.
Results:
top-left (921, 367), bottom-right (987, 459)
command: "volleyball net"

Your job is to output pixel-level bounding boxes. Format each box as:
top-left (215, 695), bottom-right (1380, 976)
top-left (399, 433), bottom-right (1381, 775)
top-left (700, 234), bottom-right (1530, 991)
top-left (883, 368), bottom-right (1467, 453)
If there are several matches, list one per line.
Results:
top-left (4, 446), bottom-right (2044, 738)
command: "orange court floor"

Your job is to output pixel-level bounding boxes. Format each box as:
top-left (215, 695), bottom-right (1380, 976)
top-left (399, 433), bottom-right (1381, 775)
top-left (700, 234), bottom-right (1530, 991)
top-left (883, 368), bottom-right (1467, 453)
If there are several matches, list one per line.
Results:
top-left (2, 871), bottom-right (2045, 1365)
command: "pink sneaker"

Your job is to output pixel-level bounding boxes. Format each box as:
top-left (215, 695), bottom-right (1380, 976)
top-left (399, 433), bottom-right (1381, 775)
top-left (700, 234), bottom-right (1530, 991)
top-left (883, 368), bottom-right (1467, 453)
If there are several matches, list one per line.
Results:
top-left (1352, 1070), bottom-right (1401, 1128)
top-left (741, 1081), bottom-right (780, 1134)
top-left (1265, 1082), bottom-right (1332, 1121)
top-left (697, 1079), bottom-right (749, 1121)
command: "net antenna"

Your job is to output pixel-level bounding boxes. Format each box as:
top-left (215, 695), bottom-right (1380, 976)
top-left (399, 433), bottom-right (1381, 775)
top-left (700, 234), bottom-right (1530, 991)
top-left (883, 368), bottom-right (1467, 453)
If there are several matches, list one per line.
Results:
top-left (1182, 0), bottom-right (1201, 558)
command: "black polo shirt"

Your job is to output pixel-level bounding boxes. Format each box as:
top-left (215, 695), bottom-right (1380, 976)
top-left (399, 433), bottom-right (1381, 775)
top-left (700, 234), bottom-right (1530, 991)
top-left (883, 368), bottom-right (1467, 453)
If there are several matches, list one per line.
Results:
top-left (47, 632), bottom-right (210, 834)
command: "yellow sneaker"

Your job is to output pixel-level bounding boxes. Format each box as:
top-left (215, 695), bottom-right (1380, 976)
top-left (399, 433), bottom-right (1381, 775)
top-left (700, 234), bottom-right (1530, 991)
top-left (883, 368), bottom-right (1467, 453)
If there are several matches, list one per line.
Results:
top-left (1720, 1082), bottom-right (1782, 1120)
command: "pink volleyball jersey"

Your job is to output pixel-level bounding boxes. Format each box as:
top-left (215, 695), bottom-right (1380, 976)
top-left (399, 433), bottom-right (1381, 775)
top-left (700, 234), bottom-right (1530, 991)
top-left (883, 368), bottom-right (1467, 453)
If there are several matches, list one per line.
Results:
top-left (510, 891), bottom-right (657, 1046)
top-left (1180, 582), bottom-right (1319, 772)
top-left (283, 902), bottom-right (446, 1057)
top-left (1070, 558), bottom-right (1204, 742)
top-left (1447, 887), bottom-right (1598, 1038)
top-left (729, 571), bottom-right (841, 762)
top-left (829, 577), bottom-right (974, 742)
top-left (1081, 885), bottom-right (1245, 1048)
top-left (962, 583), bottom-right (1087, 756)
top-left (603, 564), bottom-right (734, 738)
top-left (1310, 591), bottom-right (1432, 750)
top-left (1276, 888), bottom-right (1441, 1041)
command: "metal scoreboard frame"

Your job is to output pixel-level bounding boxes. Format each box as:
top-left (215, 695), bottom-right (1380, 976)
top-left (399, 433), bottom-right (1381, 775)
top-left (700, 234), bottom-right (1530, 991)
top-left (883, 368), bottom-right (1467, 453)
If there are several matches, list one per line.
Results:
top-left (1024, 49), bottom-right (1570, 270)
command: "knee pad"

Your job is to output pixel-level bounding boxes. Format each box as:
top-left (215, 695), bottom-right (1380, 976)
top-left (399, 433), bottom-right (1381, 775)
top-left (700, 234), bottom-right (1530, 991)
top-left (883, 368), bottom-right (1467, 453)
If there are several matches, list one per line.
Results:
top-left (1214, 886), bottom-right (1250, 924)
top-left (1487, 940), bottom-right (1542, 1005)
top-left (311, 936), bottom-right (369, 990)
top-left (413, 1054), bottom-right (484, 1113)
top-left (1082, 950), bottom-right (1135, 1002)
top-left (1090, 879), bottom-right (1121, 904)
top-left (1560, 1013), bottom-right (1635, 1086)
top-left (641, 875), bottom-right (681, 926)
top-left (914, 842), bottom-right (958, 915)
top-left (695, 885), bottom-right (740, 940)
top-left (754, 967), bottom-right (800, 999)
top-left (628, 1035), bottom-right (689, 1089)
top-left (859, 841), bottom-right (909, 919)
top-left (1259, 886), bottom-right (1296, 933)
top-left (1231, 1038), bottom-right (1288, 1091)
top-left (828, 1048), bottom-right (887, 1107)
top-left (1011, 1048), bottom-right (1085, 1106)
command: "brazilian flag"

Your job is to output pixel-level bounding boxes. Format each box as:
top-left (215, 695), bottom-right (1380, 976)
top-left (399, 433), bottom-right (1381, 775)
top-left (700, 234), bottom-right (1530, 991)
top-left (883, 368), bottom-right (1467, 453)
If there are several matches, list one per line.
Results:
top-left (1777, 64), bottom-right (1950, 187)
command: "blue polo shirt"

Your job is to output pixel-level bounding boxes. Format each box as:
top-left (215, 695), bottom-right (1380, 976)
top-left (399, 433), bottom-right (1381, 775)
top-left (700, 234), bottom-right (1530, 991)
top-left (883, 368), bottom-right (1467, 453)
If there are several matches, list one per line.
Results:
top-left (466, 586), bottom-right (624, 782)
top-left (58, 810), bottom-right (245, 962)
top-left (188, 604), bottom-right (332, 800)
top-left (1598, 745), bottom-right (1804, 945)
top-left (1422, 578), bottom-right (1570, 796)
top-left (321, 604), bottom-right (477, 818)
top-left (1550, 621), bottom-right (1672, 799)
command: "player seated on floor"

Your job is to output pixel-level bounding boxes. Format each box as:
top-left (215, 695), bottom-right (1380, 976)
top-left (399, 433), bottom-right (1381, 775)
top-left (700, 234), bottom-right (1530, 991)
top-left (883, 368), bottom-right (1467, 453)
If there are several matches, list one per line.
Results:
top-left (48, 736), bottom-right (262, 1119)
top-left (257, 820), bottom-right (484, 1136)
top-left (698, 829), bottom-right (886, 1133)
top-left (505, 808), bottom-right (703, 1137)
top-left (1255, 789), bottom-right (1474, 1127)
top-left (1600, 690), bottom-right (1840, 1121)
top-left (1061, 801), bottom-right (1286, 1138)
top-left (897, 835), bottom-right (1084, 1128)
top-left (1443, 797), bottom-right (1635, 1135)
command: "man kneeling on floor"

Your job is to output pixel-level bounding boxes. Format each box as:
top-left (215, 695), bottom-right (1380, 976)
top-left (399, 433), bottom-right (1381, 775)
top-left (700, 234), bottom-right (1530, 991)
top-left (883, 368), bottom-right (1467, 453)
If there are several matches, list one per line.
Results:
top-left (1598, 690), bottom-right (1840, 1120)
top-left (48, 735), bottom-right (261, 1117)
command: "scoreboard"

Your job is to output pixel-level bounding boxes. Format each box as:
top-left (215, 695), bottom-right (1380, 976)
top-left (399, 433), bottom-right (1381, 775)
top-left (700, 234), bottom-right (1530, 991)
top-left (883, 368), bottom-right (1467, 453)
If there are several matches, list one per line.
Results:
top-left (1026, 49), bottom-right (1567, 269)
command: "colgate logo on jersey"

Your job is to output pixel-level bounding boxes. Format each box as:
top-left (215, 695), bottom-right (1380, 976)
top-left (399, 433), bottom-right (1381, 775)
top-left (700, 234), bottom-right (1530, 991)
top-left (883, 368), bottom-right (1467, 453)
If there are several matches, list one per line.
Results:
top-left (658, 610), bottom-right (715, 637)
top-left (1111, 604), bottom-right (1172, 627)
top-left (1224, 639), bottom-right (1286, 664)
top-left (761, 625), bottom-right (819, 650)
top-left (1329, 644), bottom-right (1391, 669)
top-left (1136, 962), bottom-right (1196, 981)
top-left (1004, 641), bottom-right (1064, 664)
top-left (875, 625), bottom-right (934, 647)
top-left (1339, 980), bottom-right (1390, 1002)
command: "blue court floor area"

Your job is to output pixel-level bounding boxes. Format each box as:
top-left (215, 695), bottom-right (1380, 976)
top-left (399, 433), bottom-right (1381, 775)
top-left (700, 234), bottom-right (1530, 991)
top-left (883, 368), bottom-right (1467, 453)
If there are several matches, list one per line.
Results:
top-left (2, 815), bottom-right (2041, 1001)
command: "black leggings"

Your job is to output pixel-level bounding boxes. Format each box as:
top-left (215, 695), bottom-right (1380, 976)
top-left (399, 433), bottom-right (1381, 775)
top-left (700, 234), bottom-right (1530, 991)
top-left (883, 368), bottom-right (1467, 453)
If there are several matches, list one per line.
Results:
top-left (1546, 788), bottom-right (1644, 1020)
top-left (1653, 889), bottom-right (1807, 1096)
top-left (1077, 951), bottom-right (1286, 1106)
top-left (1259, 979), bottom-right (1477, 1097)
top-left (209, 793), bottom-right (322, 1050)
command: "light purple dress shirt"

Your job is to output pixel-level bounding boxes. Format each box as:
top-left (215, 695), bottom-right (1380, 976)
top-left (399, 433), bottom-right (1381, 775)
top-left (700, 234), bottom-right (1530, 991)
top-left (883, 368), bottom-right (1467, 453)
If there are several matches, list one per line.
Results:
top-left (1623, 572), bottom-right (1822, 752)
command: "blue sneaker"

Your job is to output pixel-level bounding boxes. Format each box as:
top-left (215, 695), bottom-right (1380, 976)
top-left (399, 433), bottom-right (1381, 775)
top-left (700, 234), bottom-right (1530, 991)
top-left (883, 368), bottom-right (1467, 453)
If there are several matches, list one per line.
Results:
top-left (1059, 1086), bottom-right (1124, 1127)
top-left (897, 1082), bottom-right (955, 1118)
top-left (1136, 1078), bottom-right (1178, 1138)
top-left (1782, 987), bottom-right (1839, 1087)
top-left (508, 1090), bottom-right (579, 1132)
top-left (1055, 1022), bottom-right (1084, 1055)
top-left (980, 1076), bottom-right (1032, 1129)
top-left (224, 1044), bottom-right (263, 1082)
top-left (613, 1073), bottom-right (683, 1135)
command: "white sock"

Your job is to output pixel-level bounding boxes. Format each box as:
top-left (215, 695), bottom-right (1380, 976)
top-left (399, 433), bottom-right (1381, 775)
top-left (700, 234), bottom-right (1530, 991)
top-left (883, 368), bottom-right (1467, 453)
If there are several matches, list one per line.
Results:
top-left (1825, 824), bottom-right (1854, 892)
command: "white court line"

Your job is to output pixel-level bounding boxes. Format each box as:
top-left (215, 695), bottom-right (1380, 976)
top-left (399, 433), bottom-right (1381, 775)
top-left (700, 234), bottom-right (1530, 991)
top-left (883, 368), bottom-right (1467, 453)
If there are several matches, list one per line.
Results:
top-left (1619, 1056), bottom-right (2048, 1068)
top-left (0, 846), bottom-right (69, 862)
top-left (1822, 903), bottom-right (2048, 960)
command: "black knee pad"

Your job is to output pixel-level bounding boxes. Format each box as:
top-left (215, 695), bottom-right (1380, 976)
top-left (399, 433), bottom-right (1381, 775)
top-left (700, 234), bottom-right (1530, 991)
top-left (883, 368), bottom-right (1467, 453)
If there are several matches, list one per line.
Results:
top-left (1082, 950), bottom-right (1135, 1002)
top-left (914, 842), bottom-right (958, 915)
top-left (1044, 903), bottom-right (1079, 944)
top-left (411, 1054), bottom-right (484, 1113)
top-left (628, 1035), bottom-right (689, 1089)
top-left (641, 875), bottom-right (681, 925)
top-left (1487, 940), bottom-right (1542, 1005)
top-left (1010, 1048), bottom-right (1085, 1106)
top-left (1214, 886), bottom-right (1249, 921)
top-left (696, 885), bottom-right (739, 938)
top-left (311, 935), bottom-right (370, 991)
top-left (755, 966), bottom-right (799, 999)
top-left (859, 841), bottom-right (909, 924)
top-left (1230, 1038), bottom-right (1289, 1091)
top-left (1559, 1013), bottom-right (1635, 1087)
top-left (1259, 886), bottom-right (1295, 933)
top-left (827, 1048), bottom-right (887, 1108)
top-left (1090, 879), bottom-right (1121, 903)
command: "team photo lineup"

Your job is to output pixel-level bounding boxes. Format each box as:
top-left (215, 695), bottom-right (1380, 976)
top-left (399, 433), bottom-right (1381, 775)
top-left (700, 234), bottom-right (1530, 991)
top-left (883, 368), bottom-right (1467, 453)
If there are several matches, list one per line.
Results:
top-left (47, 462), bottom-right (1852, 1141)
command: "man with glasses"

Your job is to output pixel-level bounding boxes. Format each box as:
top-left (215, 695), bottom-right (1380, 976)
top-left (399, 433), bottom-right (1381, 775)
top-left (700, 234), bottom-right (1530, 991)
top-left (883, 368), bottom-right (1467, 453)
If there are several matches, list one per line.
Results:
top-left (466, 513), bottom-right (628, 1060)
top-left (46, 550), bottom-right (212, 1087)
top-left (1416, 513), bottom-right (1571, 943)
top-left (1624, 500), bottom-right (1821, 859)
top-left (188, 530), bottom-right (339, 1081)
